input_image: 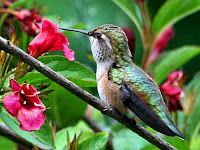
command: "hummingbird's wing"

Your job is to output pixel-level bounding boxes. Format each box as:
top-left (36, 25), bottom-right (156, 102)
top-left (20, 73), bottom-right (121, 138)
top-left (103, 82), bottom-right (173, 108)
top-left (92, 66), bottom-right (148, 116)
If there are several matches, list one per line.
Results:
top-left (118, 63), bottom-right (183, 138)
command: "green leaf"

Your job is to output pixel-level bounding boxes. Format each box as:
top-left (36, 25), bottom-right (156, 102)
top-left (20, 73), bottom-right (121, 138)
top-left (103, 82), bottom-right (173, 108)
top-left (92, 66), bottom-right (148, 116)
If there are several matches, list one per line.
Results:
top-left (164, 137), bottom-right (189, 150)
top-left (190, 135), bottom-right (200, 150)
top-left (31, 119), bottom-right (55, 149)
top-left (141, 145), bottom-right (159, 150)
top-left (142, 137), bottom-right (189, 150)
top-left (111, 0), bottom-right (142, 35)
top-left (19, 55), bottom-right (96, 87)
top-left (153, 0), bottom-right (200, 38)
top-left (44, 83), bottom-right (87, 128)
top-left (184, 73), bottom-right (200, 141)
top-left (55, 127), bottom-right (82, 150)
top-left (0, 136), bottom-right (16, 150)
top-left (55, 126), bottom-right (107, 150)
top-left (78, 132), bottom-right (108, 150)
top-left (0, 106), bottom-right (54, 149)
top-left (154, 46), bottom-right (200, 84)
top-left (112, 129), bottom-right (149, 150)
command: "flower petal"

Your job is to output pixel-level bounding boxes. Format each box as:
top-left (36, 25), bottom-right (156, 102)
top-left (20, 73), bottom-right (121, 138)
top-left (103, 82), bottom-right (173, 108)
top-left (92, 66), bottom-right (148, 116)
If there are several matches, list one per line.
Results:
top-left (10, 78), bottom-right (21, 92)
top-left (168, 71), bottom-right (183, 82)
top-left (63, 44), bottom-right (75, 61)
top-left (168, 96), bottom-right (183, 112)
top-left (42, 19), bottom-right (59, 33)
top-left (161, 82), bottom-right (181, 96)
top-left (28, 29), bottom-right (47, 57)
top-left (17, 107), bottom-right (45, 131)
top-left (21, 83), bottom-right (37, 94)
top-left (3, 93), bottom-right (21, 116)
top-left (28, 19), bottom-right (74, 60)
top-left (15, 9), bottom-right (42, 36)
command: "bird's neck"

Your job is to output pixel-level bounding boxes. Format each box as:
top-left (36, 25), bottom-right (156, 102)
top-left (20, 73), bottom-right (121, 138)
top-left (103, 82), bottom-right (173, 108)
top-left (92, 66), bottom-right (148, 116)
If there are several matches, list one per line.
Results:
top-left (96, 52), bottom-right (132, 81)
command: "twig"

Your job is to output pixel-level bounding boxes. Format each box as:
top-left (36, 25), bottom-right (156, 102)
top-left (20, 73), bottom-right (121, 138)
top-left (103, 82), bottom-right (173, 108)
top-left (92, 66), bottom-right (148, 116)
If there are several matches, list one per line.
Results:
top-left (0, 122), bottom-right (33, 149)
top-left (83, 115), bottom-right (103, 132)
top-left (0, 36), bottom-right (177, 150)
top-left (83, 115), bottom-right (114, 150)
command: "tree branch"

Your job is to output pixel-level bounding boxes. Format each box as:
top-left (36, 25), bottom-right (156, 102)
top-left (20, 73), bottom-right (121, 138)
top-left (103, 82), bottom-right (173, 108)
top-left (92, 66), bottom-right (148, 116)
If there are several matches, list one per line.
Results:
top-left (0, 122), bottom-right (33, 149)
top-left (0, 36), bottom-right (177, 150)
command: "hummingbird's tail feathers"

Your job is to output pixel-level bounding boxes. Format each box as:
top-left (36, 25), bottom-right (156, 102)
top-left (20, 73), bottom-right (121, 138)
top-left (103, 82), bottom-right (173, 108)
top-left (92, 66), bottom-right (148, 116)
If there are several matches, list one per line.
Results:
top-left (121, 85), bottom-right (184, 139)
top-left (165, 116), bottom-right (184, 139)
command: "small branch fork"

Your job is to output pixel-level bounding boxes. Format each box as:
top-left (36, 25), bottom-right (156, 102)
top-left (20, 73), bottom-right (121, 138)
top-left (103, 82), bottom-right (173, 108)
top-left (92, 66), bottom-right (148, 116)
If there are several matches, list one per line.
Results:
top-left (0, 36), bottom-right (177, 150)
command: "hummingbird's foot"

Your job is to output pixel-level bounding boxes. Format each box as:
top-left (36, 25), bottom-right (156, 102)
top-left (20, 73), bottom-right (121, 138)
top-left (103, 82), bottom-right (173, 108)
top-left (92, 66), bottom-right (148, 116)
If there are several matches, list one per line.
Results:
top-left (101, 103), bottom-right (113, 114)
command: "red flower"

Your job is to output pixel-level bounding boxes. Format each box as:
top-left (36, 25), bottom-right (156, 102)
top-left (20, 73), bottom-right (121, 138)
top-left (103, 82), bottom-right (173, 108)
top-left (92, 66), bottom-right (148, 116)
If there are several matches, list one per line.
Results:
top-left (149, 26), bottom-right (174, 64)
top-left (16, 9), bottom-right (42, 36)
top-left (3, 79), bottom-right (46, 131)
top-left (122, 28), bottom-right (135, 55)
top-left (161, 71), bottom-right (184, 112)
top-left (0, 8), bottom-right (42, 36)
top-left (28, 19), bottom-right (75, 61)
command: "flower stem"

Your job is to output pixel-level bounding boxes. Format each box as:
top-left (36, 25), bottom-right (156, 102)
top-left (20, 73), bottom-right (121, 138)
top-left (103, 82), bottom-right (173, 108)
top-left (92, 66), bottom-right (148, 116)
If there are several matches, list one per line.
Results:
top-left (1, 54), bottom-right (11, 77)
top-left (137, 1), bottom-right (153, 71)
top-left (1, 67), bottom-right (16, 83)
top-left (0, 9), bottom-right (18, 16)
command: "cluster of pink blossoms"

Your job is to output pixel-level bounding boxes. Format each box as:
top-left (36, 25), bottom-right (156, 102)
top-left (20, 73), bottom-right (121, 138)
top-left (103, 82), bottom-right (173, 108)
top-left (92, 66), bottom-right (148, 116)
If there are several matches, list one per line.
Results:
top-left (4, 79), bottom-right (46, 131)
top-left (3, 8), bottom-right (75, 131)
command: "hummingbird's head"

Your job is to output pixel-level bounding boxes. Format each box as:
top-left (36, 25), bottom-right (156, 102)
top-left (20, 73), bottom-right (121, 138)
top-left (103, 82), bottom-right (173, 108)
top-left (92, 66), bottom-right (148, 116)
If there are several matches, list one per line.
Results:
top-left (89, 24), bottom-right (130, 63)
top-left (60, 24), bottom-right (131, 63)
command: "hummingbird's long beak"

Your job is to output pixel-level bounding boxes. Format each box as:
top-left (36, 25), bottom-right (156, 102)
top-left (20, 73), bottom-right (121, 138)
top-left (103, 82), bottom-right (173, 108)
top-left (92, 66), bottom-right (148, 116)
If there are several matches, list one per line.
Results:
top-left (59, 27), bottom-right (91, 36)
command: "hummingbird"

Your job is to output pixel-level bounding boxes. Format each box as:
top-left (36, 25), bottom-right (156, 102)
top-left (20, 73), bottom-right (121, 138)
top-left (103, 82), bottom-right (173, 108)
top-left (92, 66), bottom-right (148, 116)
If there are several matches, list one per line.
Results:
top-left (60, 24), bottom-right (184, 139)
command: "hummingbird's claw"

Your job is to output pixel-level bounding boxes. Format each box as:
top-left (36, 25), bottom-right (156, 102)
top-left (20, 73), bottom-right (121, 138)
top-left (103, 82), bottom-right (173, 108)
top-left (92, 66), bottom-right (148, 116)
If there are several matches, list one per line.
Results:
top-left (101, 102), bottom-right (113, 114)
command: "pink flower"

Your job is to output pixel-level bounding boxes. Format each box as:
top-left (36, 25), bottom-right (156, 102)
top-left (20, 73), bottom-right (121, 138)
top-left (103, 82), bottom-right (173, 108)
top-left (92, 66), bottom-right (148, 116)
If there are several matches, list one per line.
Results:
top-left (28, 19), bottom-right (75, 61)
top-left (122, 28), bottom-right (135, 55)
top-left (161, 71), bottom-right (184, 112)
top-left (149, 26), bottom-right (174, 64)
top-left (15, 9), bottom-right (42, 36)
top-left (3, 79), bottom-right (46, 131)
top-left (0, 8), bottom-right (41, 36)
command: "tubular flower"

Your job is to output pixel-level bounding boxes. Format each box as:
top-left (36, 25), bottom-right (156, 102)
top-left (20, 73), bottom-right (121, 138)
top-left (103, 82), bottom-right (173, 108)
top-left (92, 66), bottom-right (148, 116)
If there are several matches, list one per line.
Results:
top-left (161, 71), bottom-right (184, 112)
top-left (122, 27), bottom-right (136, 55)
top-left (15, 9), bottom-right (42, 36)
top-left (3, 78), bottom-right (46, 131)
top-left (28, 19), bottom-right (75, 61)
top-left (149, 26), bottom-right (174, 64)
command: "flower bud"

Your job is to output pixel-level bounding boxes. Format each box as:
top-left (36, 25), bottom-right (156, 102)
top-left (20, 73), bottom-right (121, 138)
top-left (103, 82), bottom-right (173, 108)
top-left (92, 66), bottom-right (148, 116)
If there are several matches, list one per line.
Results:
top-left (149, 26), bottom-right (174, 64)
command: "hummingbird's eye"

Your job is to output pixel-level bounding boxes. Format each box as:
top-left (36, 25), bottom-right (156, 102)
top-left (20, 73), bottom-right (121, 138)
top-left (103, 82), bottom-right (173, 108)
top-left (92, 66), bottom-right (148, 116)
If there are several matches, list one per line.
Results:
top-left (96, 33), bottom-right (102, 39)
